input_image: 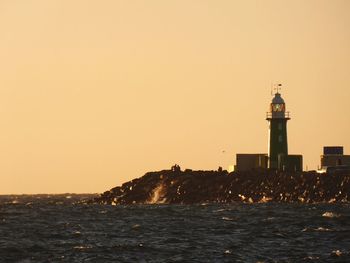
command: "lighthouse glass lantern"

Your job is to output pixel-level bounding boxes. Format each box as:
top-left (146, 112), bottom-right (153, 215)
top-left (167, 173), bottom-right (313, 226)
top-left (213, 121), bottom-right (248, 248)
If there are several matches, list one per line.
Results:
top-left (266, 90), bottom-right (290, 169)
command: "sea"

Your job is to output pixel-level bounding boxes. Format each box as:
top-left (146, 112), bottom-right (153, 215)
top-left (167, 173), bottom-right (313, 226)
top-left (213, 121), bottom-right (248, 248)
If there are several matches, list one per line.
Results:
top-left (0, 195), bottom-right (349, 263)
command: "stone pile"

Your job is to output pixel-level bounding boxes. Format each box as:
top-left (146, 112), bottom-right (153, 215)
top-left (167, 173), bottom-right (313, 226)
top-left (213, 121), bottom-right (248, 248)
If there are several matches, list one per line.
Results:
top-left (90, 169), bottom-right (349, 205)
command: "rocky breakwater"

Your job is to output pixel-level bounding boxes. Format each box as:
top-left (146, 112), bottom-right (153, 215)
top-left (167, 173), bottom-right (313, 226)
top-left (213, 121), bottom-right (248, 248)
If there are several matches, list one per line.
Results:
top-left (90, 169), bottom-right (350, 205)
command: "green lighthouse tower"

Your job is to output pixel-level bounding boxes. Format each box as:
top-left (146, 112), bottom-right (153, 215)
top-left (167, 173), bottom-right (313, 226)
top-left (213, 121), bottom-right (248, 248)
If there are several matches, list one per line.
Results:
top-left (266, 87), bottom-right (290, 169)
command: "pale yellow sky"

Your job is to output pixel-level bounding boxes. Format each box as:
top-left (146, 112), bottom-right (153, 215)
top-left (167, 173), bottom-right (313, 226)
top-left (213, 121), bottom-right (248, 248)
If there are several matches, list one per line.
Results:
top-left (0, 0), bottom-right (349, 194)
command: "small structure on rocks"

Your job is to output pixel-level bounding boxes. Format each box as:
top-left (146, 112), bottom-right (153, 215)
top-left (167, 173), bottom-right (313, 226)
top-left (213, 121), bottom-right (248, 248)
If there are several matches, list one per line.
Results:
top-left (321, 146), bottom-right (350, 168)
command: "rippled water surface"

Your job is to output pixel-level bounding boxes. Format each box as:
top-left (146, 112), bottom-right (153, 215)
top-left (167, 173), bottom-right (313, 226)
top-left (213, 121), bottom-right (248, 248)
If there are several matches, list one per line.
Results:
top-left (0, 195), bottom-right (349, 262)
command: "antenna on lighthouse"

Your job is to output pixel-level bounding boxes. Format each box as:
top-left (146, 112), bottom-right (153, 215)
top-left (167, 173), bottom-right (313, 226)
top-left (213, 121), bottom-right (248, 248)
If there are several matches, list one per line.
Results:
top-left (273, 83), bottom-right (282, 94)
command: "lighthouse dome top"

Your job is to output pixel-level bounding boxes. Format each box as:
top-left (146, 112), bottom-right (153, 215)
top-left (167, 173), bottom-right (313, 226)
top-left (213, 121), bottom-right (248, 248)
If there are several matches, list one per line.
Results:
top-left (272, 93), bottom-right (285, 104)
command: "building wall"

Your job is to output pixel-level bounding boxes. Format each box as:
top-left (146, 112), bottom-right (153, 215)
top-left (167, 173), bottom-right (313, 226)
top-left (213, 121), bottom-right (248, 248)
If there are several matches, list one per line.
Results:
top-left (286, 155), bottom-right (303, 172)
top-left (236, 154), bottom-right (268, 172)
top-left (321, 155), bottom-right (350, 167)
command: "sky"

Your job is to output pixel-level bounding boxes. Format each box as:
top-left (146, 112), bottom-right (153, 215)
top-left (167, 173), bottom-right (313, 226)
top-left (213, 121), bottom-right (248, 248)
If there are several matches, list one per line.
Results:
top-left (0, 0), bottom-right (349, 194)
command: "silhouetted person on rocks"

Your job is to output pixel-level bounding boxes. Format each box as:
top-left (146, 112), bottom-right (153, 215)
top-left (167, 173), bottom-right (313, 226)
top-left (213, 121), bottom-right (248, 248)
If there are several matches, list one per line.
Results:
top-left (171, 164), bottom-right (181, 172)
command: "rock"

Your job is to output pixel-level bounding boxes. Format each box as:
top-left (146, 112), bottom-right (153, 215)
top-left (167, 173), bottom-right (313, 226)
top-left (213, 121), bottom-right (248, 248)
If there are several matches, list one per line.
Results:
top-left (89, 169), bottom-right (350, 205)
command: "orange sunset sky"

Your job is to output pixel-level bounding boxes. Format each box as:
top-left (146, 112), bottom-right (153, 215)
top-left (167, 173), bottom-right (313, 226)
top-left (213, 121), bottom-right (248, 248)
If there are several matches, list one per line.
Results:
top-left (0, 0), bottom-right (349, 194)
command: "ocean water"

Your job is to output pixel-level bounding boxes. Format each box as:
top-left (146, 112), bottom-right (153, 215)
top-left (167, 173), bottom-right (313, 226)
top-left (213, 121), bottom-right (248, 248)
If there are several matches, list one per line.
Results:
top-left (0, 195), bottom-right (349, 262)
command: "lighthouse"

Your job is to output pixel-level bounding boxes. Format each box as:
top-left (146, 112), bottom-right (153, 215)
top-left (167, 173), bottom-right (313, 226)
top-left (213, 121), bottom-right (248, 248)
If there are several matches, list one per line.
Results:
top-left (234, 85), bottom-right (302, 172)
top-left (266, 86), bottom-right (290, 169)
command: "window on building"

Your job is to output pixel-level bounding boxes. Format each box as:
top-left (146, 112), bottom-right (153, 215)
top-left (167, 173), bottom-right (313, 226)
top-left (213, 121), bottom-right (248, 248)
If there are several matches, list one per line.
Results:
top-left (278, 123), bottom-right (282, 130)
top-left (279, 135), bottom-right (283, 142)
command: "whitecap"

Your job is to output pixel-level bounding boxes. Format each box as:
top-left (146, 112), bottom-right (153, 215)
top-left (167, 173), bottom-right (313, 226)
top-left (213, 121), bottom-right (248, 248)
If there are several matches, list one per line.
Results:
top-left (315, 227), bottom-right (331, 232)
top-left (238, 194), bottom-right (245, 201)
top-left (263, 217), bottom-right (275, 222)
top-left (328, 198), bottom-right (336, 203)
top-left (132, 224), bottom-right (141, 229)
top-left (214, 209), bottom-right (226, 213)
top-left (322, 212), bottom-right (340, 218)
top-left (147, 183), bottom-right (167, 204)
top-left (73, 245), bottom-right (92, 250)
top-left (259, 196), bottom-right (272, 203)
top-left (303, 255), bottom-right (319, 260)
top-left (331, 250), bottom-right (342, 257)
top-left (302, 227), bottom-right (332, 232)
